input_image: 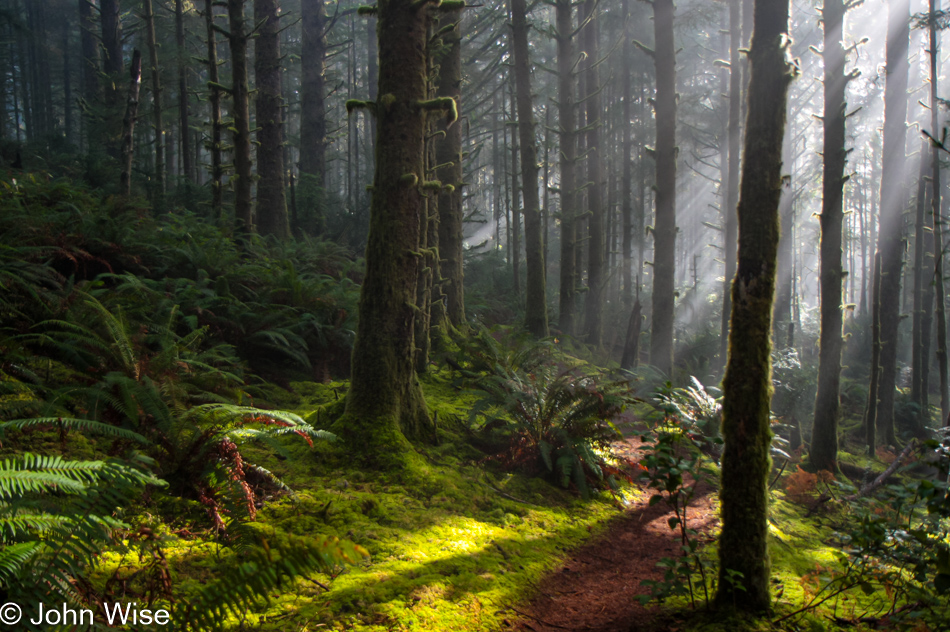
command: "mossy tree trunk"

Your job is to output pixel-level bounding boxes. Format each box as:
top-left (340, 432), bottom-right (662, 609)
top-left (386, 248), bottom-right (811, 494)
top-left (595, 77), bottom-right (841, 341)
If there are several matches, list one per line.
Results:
top-left (581, 0), bottom-right (604, 347)
top-left (511, 0), bottom-right (547, 338)
top-left (876, 0), bottom-right (910, 446)
top-left (120, 50), bottom-right (142, 197)
top-left (810, 0), bottom-right (849, 473)
top-left (719, 0), bottom-right (741, 371)
top-left (649, 0), bottom-right (676, 376)
top-left (435, 5), bottom-right (465, 328)
top-left (556, 0), bottom-right (576, 337)
top-left (911, 142), bottom-right (930, 421)
top-left (254, 0), bottom-right (290, 240)
top-left (205, 0), bottom-right (224, 221)
top-left (866, 252), bottom-right (882, 455)
top-left (343, 0), bottom-right (462, 460)
top-left (716, 0), bottom-right (794, 612)
top-left (300, 0), bottom-right (329, 235)
top-left (227, 0), bottom-right (253, 233)
top-left (144, 0), bottom-right (165, 210)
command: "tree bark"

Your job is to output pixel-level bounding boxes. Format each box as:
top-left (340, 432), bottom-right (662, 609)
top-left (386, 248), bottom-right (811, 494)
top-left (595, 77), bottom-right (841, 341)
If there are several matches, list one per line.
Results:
top-left (510, 0), bottom-right (547, 337)
top-left (556, 0), bottom-right (576, 337)
top-left (876, 0), bottom-right (910, 446)
top-left (144, 0), bottom-right (166, 209)
top-left (227, 0), bottom-right (253, 233)
top-left (175, 0), bottom-right (193, 182)
top-left (99, 0), bottom-right (123, 154)
top-left (120, 50), bottom-right (142, 196)
top-left (342, 0), bottom-right (455, 461)
top-left (716, 0), bottom-right (794, 611)
top-left (205, 0), bottom-right (224, 220)
top-left (810, 0), bottom-right (848, 472)
top-left (255, 0), bottom-right (290, 239)
top-left (649, 0), bottom-right (677, 376)
top-left (911, 142), bottom-right (930, 417)
top-left (866, 252), bottom-right (882, 455)
top-left (300, 0), bottom-right (329, 235)
top-left (581, 0), bottom-right (604, 346)
top-left (621, 0), bottom-right (633, 311)
top-left (435, 6), bottom-right (465, 328)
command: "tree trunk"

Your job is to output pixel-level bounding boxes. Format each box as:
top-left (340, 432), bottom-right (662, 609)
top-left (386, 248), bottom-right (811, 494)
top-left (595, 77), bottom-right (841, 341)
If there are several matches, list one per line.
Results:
top-left (928, 0), bottom-right (949, 424)
top-left (866, 252), bottom-right (882, 455)
top-left (508, 78), bottom-right (521, 298)
top-left (175, 0), bottom-right (193, 183)
top-left (227, 0), bottom-right (253, 233)
top-left (255, 0), bottom-right (290, 239)
top-left (99, 0), bottom-right (123, 154)
top-left (621, 0), bottom-right (633, 311)
top-left (78, 0), bottom-right (100, 151)
top-left (911, 142), bottom-right (929, 417)
top-left (620, 298), bottom-right (642, 370)
top-left (715, 0), bottom-right (794, 612)
top-left (810, 0), bottom-right (848, 472)
top-left (510, 0), bottom-right (547, 337)
top-left (144, 0), bottom-right (165, 209)
top-left (876, 0), bottom-right (910, 447)
top-left (649, 0), bottom-right (677, 376)
top-left (300, 0), bottom-right (328, 235)
top-left (120, 50), bottom-right (142, 196)
top-left (205, 0), bottom-right (224, 221)
top-left (720, 0), bottom-right (742, 370)
top-left (342, 0), bottom-right (455, 461)
top-left (581, 0), bottom-right (604, 346)
top-left (556, 0), bottom-right (576, 337)
top-left (435, 6), bottom-right (465, 328)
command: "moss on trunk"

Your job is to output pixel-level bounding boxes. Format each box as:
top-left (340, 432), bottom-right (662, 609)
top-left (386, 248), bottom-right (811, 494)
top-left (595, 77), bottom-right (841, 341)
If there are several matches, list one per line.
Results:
top-left (715, 0), bottom-right (794, 612)
top-left (227, 0), bottom-right (253, 234)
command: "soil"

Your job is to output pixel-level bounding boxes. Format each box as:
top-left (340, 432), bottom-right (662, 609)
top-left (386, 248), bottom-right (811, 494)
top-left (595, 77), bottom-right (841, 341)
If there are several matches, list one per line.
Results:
top-left (508, 436), bottom-right (720, 632)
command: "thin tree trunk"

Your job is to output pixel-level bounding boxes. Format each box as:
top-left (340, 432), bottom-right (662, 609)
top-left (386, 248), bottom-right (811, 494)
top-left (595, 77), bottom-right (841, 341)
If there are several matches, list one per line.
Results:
top-left (912, 141), bottom-right (930, 417)
top-left (556, 0), bottom-right (577, 336)
top-left (866, 252), bottom-right (882, 455)
top-left (511, 0), bottom-right (547, 337)
top-left (144, 0), bottom-right (166, 209)
top-left (227, 0), bottom-right (253, 233)
top-left (63, 20), bottom-right (73, 146)
top-left (582, 0), bottom-right (604, 346)
top-left (120, 50), bottom-right (142, 196)
top-left (620, 297), bottom-right (642, 370)
top-left (810, 0), bottom-right (848, 472)
top-left (99, 0), bottom-right (122, 154)
top-left (720, 0), bottom-right (741, 369)
top-left (621, 0), bottom-right (633, 311)
top-left (255, 0), bottom-right (290, 239)
top-left (508, 77), bottom-right (521, 298)
top-left (716, 0), bottom-right (793, 611)
top-left (649, 0), bottom-right (677, 376)
top-left (176, 0), bottom-right (193, 182)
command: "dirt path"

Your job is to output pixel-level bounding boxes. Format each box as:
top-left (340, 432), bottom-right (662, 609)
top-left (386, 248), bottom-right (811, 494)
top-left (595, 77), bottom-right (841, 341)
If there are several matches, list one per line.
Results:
top-left (510, 437), bottom-right (719, 632)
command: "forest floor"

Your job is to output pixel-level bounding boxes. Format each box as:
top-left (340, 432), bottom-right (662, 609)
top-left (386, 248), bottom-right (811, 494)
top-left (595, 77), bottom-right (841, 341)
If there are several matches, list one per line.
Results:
top-left (511, 436), bottom-right (719, 632)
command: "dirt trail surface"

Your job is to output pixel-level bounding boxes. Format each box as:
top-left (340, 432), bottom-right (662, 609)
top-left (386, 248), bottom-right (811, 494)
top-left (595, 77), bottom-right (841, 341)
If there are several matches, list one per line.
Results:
top-left (509, 436), bottom-right (719, 632)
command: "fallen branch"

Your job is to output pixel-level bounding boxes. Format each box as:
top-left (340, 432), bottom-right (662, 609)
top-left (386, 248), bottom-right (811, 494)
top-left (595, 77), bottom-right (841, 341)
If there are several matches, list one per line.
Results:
top-left (505, 604), bottom-right (574, 630)
top-left (844, 440), bottom-right (918, 501)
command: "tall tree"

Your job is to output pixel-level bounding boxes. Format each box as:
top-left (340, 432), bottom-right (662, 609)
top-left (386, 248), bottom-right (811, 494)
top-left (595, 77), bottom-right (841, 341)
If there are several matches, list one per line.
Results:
top-left (647, 0), bottom-right (677, 376)
top-left (300, 0), bottom-right (329, 234)
top-left (719, 0), bottom-right (741, 369)
top-left (810, 0), bottom-right (850, 471)
top-left (510, 0), bottom-right (547, 337)
top-left (255, 0), bottom-right (290, 239)
top-left (716, 0), bottom-right (794, 611)
top-left (143, 0), bottom-right (166, 207)
top-left (175, 0), bottom-right (192, 182)
top-left (120, 50), bottom-right (142, 196)
top-left (874, 0), bottom-right (911, 446)
top-left (341, 0), bottom-right (459, 460)
top-left (435, 4), bottom-right (465, 328)
top-left (99, 0), bottom-right (123, 154)
top-left (78, 0), bottom-right (99, 151)
top-left (227, 0), bottom-right (253, 233)
top-left (205, 0), bottom-right (224, 220)
top-left (581, 0), bottom-right (604, 346)
top-left (556, 0), bottom-right (577, 336)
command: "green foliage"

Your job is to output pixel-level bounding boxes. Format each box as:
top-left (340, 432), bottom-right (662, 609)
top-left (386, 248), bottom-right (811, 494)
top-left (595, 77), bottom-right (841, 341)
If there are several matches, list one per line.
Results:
top-left (0, 452), bottom-right (162, 630)
top-left (457, 326), bottom-right (630, 498)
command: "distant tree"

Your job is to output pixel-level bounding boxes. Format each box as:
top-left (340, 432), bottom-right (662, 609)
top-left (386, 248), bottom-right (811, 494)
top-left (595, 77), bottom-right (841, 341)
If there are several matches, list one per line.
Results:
top-left (255, 0), bottom-right (290, 239)
top-left (120, 50), bottom-right (142, 196)
top-left (719, 0), bottom-right (741, 370)
top-left (555, 0), bottom-right (577, 337)
top-left (143, 0), bottom-right (165, 208)
top-left (717, 0), bottom-right (795, 611)
top-left (581, 0), bottom-right (604, 346)
top-left (300, 0), bottom-right (329, 235)
top-left (227, 0), bottom-right (253, 233)
top-left (204, 0), bottom-right (224, 220)
top-left (510, 0), bottom-right (547, 338)
top-left (175, 0), bottom-right (192, 183)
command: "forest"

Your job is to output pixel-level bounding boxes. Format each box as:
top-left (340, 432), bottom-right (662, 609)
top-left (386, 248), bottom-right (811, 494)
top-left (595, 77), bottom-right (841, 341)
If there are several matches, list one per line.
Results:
top-left (0, 0), bottom-right (949, 630)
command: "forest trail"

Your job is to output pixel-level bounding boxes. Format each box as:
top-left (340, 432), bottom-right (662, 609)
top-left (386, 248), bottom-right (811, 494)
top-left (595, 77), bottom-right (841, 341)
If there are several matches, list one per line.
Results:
top-left (510, 437), bottom-right (719, 632)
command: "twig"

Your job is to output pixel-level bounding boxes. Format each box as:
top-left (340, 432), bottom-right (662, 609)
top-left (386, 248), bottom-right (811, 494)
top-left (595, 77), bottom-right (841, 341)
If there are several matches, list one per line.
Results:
top-left (769, 459), bottom-right (790, 491)
top-left (486, 483), bottom-right (543, 507)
